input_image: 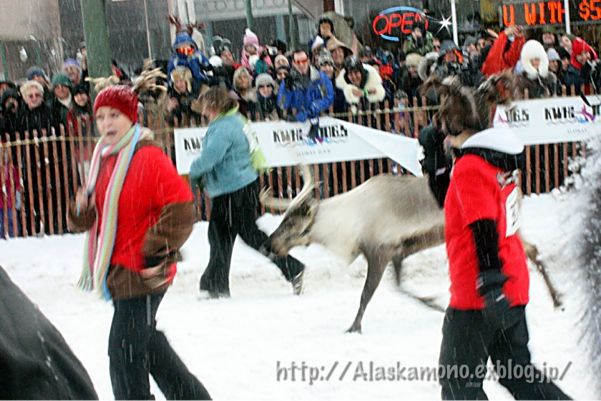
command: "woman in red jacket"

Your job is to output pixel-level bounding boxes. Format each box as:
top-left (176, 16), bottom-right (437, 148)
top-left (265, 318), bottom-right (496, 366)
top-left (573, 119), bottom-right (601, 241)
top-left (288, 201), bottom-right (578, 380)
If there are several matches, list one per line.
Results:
top-left (432, 78), bottom-right (570, 400)
top-left (68, 85), bottom-right (211, 400)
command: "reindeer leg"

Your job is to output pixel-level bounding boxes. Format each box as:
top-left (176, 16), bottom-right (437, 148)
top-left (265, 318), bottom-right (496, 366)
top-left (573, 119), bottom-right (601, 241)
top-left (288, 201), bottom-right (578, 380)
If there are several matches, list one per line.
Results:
top-left (523, 238), bottom-right (563, 308)
top-left (533, 259), bottom-right (563, 308)
top-left (392, 254), bottom-right (445, 312)
top-left (347, 249), bottom-right (389, 334)
top-left (392, 254), bottom-right (404, 287)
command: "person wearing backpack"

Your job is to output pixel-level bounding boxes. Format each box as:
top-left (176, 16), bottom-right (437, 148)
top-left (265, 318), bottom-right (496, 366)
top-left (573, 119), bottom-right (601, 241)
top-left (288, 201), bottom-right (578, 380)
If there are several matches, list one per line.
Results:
top-left (189, 87), bottom-right (305, 298)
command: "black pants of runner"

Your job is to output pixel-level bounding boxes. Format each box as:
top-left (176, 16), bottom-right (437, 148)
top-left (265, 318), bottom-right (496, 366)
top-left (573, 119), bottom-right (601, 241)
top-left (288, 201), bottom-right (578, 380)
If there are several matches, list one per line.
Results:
top-left (200, 180), bottom-right (304, 295)
top-left (438, 306), bottom-right (571, 400)
top-left (109, 293), bottom-right (211, 400)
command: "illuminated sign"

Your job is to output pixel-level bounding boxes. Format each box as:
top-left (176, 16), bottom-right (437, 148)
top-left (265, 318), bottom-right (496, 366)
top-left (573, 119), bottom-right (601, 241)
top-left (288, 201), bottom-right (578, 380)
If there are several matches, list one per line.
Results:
top-left (372, 6), bottom-right (430, 42)
top-left (501, 0), bottom-right (601, 27)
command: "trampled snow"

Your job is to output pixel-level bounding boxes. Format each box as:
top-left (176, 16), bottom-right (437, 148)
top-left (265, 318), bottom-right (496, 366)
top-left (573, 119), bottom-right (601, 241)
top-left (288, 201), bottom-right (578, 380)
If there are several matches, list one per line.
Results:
top-left (1, 189), bottom-right (594, 399)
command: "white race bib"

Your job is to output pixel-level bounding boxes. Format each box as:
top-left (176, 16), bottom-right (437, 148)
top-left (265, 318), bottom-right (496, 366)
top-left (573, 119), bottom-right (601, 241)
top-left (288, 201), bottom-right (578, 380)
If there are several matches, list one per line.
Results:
top-left (505, 187), bottom-right (521, 237)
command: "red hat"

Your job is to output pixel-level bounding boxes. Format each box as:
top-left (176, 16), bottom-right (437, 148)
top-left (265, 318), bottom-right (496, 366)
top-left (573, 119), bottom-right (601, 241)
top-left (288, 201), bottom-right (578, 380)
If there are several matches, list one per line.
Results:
top-left (570, 37), bottom-right (598, 70)
top-left (93, 85), bottom-right (138, 123)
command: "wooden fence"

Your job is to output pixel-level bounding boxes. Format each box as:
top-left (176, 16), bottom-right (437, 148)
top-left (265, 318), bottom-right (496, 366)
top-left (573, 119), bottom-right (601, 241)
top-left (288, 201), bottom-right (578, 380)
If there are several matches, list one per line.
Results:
top-left (0, 91), bottom-right (585, 239)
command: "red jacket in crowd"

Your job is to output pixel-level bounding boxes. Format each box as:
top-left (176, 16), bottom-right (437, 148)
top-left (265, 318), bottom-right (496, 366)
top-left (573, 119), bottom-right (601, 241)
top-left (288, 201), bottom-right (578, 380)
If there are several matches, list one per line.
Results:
top-left (481, 31), bottom-right (525, 77)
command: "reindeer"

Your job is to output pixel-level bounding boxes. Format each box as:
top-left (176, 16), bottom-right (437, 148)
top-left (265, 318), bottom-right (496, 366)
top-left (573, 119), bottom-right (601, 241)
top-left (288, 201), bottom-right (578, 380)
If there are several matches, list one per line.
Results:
top-left (261, 166), bottom-right (445, 333)
top-left (260, 74), bottom-right (562, 333)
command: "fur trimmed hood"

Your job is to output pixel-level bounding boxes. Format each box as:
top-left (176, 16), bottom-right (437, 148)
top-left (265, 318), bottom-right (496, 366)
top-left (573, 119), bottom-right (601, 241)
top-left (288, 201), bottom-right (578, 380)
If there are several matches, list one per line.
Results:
top-left (335, 63), bottom-right (385, 104)
top-left (520, 40), bottom-right (549, 79)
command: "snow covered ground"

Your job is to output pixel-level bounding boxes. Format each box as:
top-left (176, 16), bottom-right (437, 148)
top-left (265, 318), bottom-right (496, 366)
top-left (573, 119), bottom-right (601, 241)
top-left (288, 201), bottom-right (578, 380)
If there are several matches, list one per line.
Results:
top-left (1, 189), bottom-right (595, 400)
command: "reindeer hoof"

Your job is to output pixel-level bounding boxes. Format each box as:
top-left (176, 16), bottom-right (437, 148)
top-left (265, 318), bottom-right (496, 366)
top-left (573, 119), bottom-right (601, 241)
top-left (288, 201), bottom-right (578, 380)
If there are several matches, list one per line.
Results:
top-left (291, 270), bottom-right (305, 295)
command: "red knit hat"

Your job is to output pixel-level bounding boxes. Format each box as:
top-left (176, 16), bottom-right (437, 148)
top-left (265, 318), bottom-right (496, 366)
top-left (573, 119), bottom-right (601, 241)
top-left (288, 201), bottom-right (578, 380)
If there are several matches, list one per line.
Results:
top-left (93, 85), bottom-right (138, 123)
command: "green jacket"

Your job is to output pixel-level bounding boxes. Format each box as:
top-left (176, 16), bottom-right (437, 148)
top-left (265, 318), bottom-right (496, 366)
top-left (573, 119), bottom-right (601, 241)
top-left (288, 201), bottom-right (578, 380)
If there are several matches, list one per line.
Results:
top-left (403, 32), bottom-right (435, 56)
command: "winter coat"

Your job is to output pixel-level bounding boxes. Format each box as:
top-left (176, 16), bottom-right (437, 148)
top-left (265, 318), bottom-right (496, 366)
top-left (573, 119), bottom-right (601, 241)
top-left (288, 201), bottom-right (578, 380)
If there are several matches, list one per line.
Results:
top-left (481, 31), bottom-right (525, 77)
top-left (445, 128), bottom-right (528, 310)
top-left (564, 65), bottom-right (586, 94)
top-left (278, 66), bottom-right (334, 122)
top-left (234, 89), bottom-right (257, 120)
top-left (167, 32), bottom-right (210, 93)
top-left (189, 112), bottom-right (258, 198)
top-left (167, 86), bottom-right (200, 124)
top-left (403, 32), bottom-right (435, 56)
top-left (0, 163), bottom-right (20, 209)
top-left (67, 139), bottom-right (195, 300)
top-left (331, 78), bottom-right (348, 114)
top-left (433, 61), bottom-right (483, 88)
top-left (17, 103), bottom-right (53, 134)
top-left (565, 38), bottom-right (601, 94)
top-left (256, 94), bottom-right (282, 121)
top-left (335, 63), bottom-right (386, 104)
top-left (401, 73), bottom-right (423, 105)
top-left (514, 72), bottom-right (557, 99)
top-left (0, 88), bottom-right (20, 136)
top-left (47, 95), bottom-right (71, 129)
top-left (0, 266), bottom-right (98, 399)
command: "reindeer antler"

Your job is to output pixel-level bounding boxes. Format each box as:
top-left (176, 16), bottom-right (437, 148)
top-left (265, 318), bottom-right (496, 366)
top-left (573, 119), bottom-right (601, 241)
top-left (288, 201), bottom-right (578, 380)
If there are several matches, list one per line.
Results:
top-left (132, 59), bottom-right (167, 96)
top-left (259, 165), bottom-right (315, 212)
top-left (168, 14), bottom-right (206, 35)
top-left (86, 75), bottom-right (120, 93)
top-left (167, 14), bottom-right (183, 32)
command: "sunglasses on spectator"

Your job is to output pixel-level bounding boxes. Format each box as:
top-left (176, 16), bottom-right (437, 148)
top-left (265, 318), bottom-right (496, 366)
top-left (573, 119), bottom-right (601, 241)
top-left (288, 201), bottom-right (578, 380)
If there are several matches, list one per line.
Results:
top-left (294, 58), bottom-right (309, 65)
top-left (27, 93), bottom-right (43, 99)
top-left (176, 46), bottom-right (195, 56)
top-left (258, 84), bottom-right (272, 88)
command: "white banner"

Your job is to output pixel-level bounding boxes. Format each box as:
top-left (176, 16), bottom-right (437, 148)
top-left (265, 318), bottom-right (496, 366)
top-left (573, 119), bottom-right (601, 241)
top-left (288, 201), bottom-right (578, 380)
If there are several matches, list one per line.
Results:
top-left (494, 96), bottom-right (601, 145)
top-left (174, 117), bottom-right (423, 177)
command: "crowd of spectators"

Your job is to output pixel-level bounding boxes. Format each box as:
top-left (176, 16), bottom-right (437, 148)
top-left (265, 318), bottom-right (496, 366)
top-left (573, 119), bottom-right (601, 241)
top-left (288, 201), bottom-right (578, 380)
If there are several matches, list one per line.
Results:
top-left (0, 15), bottom-right (599, 238)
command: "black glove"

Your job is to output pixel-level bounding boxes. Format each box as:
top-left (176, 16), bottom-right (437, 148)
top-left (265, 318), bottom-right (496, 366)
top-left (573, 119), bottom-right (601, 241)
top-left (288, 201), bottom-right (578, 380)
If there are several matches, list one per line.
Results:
top-left (308, 119), bottom-right (319, 140)
top-left (470, 218), bottom-right (511, 328)
top-left (477, 270), bottom-right (511, 329)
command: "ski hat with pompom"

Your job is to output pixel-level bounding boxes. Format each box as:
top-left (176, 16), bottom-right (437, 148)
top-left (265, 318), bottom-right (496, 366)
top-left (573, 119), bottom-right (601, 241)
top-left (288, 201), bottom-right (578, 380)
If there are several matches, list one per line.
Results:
top-left (243, 28), bottom-right (259, 49)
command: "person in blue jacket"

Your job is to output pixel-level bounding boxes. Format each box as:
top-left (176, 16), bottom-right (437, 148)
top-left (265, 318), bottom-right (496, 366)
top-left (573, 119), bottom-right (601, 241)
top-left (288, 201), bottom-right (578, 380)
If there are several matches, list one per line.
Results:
top-left (189, 87), bottom-right (305, 298)
top-left (167, 31), bottom-right (211, 94)
top-left (278, 49), bottom-right (334, 138)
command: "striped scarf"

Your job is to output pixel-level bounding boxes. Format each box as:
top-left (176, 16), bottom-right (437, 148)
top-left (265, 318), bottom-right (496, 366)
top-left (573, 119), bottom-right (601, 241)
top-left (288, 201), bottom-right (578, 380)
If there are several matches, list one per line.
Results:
top-left (77, 124), bottom-right (150, 300)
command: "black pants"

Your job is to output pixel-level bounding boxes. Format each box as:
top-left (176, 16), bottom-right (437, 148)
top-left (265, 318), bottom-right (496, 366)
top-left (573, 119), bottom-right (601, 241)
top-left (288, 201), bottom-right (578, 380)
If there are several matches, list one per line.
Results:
top-left (438, 306), bottom-right (570, 400)
top-left (200, 180), bottom-right (304, 295)
top-left (109, 294), bottom-right (211, 400)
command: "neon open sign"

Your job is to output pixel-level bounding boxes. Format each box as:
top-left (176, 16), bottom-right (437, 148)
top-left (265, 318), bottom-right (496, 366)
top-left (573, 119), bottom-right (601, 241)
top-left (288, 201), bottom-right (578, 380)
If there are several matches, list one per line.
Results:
top-left (372, 6), bottom-right (430, 42)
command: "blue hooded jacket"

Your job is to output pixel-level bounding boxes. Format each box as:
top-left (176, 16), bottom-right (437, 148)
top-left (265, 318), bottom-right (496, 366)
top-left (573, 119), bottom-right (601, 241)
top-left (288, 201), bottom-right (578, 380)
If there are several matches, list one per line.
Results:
top-left (167, 32), bottom-right (210, 91)
top-left (277, 66), bottom-right (334, 121)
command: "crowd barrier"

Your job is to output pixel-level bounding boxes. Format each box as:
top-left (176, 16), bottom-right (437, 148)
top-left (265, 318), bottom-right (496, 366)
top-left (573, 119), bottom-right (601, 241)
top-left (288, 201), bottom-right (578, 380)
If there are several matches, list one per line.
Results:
top-left (0, 87), bottom-right (586, 238)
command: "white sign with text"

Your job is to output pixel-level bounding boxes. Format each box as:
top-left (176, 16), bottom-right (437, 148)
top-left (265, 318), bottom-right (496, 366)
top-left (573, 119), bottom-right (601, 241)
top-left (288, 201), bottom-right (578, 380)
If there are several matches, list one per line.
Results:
top-left (174, 117), bottom-right (423, 177)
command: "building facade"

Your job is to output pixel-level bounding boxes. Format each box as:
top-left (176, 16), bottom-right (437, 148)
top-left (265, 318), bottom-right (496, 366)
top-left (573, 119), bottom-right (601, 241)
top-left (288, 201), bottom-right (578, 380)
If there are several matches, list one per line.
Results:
top-left (0, 0), bottom-right (63, 81)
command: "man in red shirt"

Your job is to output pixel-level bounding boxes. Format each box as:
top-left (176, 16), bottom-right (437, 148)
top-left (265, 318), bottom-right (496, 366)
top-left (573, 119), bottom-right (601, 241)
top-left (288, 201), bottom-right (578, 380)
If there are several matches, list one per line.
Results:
top-left (430, 80), bottom-right (570, 399)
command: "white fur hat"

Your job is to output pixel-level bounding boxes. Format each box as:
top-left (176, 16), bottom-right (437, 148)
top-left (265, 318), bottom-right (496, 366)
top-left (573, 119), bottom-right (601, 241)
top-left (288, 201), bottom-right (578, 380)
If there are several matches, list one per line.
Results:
top-left (520, 40), bottom-right (549, 79)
